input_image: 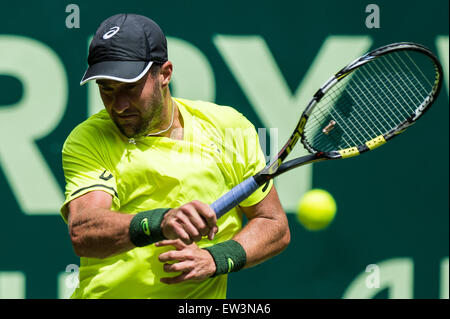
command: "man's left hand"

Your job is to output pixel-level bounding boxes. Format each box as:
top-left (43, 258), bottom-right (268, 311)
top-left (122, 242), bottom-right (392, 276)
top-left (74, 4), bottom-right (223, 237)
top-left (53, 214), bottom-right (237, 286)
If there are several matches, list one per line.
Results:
top-left (156, 239), bottom-right (216, 284)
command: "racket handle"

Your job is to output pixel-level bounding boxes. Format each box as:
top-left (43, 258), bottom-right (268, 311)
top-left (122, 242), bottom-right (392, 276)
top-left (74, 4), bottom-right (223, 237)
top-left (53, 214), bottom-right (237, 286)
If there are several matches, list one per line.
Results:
top-left (211, 176), bottom-right (261, 219)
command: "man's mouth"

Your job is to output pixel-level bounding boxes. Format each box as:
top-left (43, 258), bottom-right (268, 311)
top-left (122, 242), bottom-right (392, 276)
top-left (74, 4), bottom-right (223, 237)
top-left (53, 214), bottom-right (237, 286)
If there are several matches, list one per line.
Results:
top-left (116, 113), bottom-right (139, 120)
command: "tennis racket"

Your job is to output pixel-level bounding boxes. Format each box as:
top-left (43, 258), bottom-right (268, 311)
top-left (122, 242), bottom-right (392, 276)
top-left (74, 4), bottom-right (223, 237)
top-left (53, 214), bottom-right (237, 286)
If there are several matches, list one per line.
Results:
top-left (211, 42), bottom-right (443, 218)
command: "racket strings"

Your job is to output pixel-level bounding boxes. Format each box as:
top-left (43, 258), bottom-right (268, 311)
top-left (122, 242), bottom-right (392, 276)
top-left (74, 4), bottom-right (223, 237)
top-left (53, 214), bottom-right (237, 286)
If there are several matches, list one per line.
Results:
top-left (303, 50), bottom-right (435, 152)
top-left (400, 52), bottom-right (433, 91)
top-left (352, 72), bottom-right (397, 130)
top-left (307, 75), bottom-right (387, 149)
top-left (308, 86), bottom-right (357, 148)
top-left (363, 63), bottom-right (412, 124)
top-left (377, 54), bottom-right (427, 108)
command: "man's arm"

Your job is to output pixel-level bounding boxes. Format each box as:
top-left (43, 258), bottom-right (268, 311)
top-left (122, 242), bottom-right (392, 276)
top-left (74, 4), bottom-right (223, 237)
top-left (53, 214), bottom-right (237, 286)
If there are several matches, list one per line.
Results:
top-left (67, 191), bottom-right (218, 259)
top-left (67, 191), bottom-right (134, 259)
top-left (233, 185), bottom-right (290, 269)
top-left (158, 185), bottom-right (290, 283)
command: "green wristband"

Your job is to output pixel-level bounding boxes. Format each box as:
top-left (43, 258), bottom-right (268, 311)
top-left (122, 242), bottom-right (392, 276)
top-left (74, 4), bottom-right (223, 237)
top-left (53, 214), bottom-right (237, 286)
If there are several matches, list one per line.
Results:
top-left (129, 208), bottom-right (170, 247)
top-left (204, 240), bottom-right (247, 276)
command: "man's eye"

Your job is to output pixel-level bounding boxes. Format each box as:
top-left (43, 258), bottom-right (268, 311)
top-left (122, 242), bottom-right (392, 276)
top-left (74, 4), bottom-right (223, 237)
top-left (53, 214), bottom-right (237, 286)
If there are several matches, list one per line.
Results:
top-left (100, 86), bottom-right (113, 92)
top-left (126, 84), bottom-right (138, 90)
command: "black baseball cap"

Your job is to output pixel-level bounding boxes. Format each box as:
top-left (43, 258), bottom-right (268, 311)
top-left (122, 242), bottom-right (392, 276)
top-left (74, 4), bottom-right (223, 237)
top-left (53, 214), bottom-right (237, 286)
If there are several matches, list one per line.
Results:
top-left (80, 13), bottom-right (168, 85)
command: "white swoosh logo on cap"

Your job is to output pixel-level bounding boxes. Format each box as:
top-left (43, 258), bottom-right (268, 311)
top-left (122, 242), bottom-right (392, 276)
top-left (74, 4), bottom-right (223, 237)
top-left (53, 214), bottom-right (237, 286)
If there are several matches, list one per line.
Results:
top-left (103, 26), bottom-right (120, 39)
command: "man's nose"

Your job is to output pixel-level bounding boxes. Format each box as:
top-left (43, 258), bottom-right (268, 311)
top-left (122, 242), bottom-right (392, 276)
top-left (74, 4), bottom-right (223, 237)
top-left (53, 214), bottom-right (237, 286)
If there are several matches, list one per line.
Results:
top-left (112, 93), bottom-right (130, 114)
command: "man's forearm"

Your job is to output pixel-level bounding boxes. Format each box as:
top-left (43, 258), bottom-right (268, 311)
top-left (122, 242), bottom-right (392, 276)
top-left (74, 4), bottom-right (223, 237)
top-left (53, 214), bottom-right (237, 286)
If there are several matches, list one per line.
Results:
top-left (232, 216), bottom-right (290, 269)
top-left (69, 208), bottom-right (134, 259)
top-left (229, 186), bottom-right (290, 270)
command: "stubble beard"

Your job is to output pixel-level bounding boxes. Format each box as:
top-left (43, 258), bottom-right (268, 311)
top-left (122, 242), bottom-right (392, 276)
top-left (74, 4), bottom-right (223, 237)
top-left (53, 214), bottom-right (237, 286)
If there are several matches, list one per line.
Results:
top-left (114, 80), bottom-right (164, 139)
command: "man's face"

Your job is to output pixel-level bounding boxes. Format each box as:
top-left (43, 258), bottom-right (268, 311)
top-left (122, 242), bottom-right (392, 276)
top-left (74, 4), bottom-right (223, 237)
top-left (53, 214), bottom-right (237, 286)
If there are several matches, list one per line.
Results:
top-left (97, 70), bottom-right (164, 138)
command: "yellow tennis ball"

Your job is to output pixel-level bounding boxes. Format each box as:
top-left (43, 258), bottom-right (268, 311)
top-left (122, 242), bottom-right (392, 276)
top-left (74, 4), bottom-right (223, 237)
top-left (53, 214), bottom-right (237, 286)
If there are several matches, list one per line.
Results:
top-left (297, 189), bottom-right (337, 231)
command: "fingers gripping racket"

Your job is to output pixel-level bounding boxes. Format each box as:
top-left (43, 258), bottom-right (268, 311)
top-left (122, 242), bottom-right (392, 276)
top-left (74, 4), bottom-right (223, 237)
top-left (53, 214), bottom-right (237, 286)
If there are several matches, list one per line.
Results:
top-left (211, 42), bottom-right (443, 219)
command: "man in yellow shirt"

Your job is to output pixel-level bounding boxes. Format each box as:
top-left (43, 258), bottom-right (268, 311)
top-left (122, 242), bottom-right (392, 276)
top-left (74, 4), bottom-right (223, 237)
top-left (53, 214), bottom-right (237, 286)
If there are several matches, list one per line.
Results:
top-left (61, 13), bottom-right (290, 298)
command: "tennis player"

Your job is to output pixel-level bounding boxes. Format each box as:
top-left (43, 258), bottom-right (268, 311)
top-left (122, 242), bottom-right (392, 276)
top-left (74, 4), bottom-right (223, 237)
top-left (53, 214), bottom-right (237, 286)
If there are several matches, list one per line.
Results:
top-left (60, 13), bottom-right (290, 298)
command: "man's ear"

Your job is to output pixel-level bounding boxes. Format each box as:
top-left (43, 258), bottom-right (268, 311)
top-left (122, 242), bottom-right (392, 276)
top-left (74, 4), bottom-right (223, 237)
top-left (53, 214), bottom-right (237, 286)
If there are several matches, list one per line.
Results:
top-left (160, 61), bottom-right (173, 87)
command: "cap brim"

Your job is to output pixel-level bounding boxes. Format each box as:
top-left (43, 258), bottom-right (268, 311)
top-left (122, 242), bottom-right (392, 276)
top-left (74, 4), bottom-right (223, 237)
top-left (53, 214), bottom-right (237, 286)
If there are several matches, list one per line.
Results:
top-left (80, 61), bottom-right (153, 85)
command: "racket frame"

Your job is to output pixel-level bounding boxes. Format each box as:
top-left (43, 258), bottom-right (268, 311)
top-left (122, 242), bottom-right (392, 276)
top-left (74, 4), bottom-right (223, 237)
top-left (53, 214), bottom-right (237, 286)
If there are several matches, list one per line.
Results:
top-left (213, 42), bottom-right (443, 218)
top-left (299, 42), bottom-right (443, 160)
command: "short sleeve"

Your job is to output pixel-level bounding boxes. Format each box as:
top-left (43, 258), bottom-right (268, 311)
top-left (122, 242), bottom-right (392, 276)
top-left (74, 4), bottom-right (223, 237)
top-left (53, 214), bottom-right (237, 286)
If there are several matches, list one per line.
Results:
top-left (234, 115), bottom-right (273, 207)
top-left (60, 125), bottom-right (120, 223)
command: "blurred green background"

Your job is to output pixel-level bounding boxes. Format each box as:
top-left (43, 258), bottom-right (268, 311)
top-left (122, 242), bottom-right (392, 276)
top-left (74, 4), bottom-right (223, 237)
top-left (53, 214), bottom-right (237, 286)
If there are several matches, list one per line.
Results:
top-left (0, 0), bottom-right (448, 299)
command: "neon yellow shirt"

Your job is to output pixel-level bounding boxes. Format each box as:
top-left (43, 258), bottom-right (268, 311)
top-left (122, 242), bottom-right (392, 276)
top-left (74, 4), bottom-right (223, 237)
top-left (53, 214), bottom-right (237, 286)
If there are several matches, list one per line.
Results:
top-left (60, 97), bottom-right (272, 299)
